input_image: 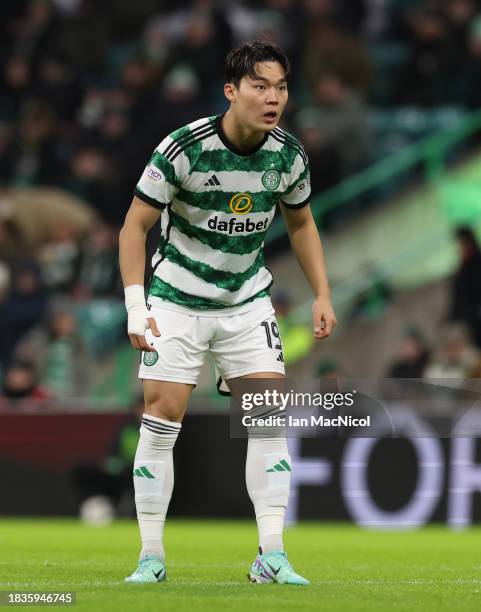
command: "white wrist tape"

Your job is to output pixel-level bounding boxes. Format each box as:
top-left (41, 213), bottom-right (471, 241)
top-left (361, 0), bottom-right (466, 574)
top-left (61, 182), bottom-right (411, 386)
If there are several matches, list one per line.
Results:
top-left (124, 285), bottom-right (150, 336)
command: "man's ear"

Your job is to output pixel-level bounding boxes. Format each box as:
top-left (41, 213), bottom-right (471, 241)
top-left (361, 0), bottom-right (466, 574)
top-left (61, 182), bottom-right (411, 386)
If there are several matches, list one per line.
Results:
top-left (224, 82), bottom-right (237, 103)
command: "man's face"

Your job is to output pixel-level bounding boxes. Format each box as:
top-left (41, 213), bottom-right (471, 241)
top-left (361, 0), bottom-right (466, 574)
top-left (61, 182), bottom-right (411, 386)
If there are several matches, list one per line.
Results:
top-left (230, 61), bottom-right (288, 132)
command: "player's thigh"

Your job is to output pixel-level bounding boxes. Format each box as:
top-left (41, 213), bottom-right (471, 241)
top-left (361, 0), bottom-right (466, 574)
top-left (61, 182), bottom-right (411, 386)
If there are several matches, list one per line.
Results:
top-left (211, 302), bottom-right (286, 381)
top-left (143, 379), bottom-right (194, 423)
top-left (224, 370), bottom-right (284, 397)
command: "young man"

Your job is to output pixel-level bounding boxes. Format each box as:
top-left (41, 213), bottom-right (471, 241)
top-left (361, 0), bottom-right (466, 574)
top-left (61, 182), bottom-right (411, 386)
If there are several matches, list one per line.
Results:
top-left (119, 40), bottom-right (336, 586)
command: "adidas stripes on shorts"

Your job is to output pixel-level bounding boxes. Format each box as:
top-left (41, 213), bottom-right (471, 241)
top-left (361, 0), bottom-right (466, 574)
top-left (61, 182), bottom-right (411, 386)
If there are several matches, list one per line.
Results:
top-left (138, 298), bottom-right (285, 385)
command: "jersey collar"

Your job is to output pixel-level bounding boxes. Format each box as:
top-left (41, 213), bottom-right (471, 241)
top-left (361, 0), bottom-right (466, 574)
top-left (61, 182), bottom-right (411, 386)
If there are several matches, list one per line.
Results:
top-left (216, 114), bottom-right (268, 157)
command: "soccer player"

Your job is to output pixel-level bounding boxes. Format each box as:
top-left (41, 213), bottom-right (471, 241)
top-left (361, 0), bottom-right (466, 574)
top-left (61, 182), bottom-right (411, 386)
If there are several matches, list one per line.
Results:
top-left (119, 40), bottom-right (336, 585)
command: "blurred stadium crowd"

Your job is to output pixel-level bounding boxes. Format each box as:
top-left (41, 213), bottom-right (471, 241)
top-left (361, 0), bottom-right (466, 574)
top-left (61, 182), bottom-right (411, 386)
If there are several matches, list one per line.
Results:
top-left (2, 0), bottom-right (481, 401)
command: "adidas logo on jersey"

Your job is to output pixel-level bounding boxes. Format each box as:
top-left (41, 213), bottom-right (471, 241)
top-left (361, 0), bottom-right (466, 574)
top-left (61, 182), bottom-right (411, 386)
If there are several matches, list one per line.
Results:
top-left (204, 175), bottom-right (221, 187)
top-left (208, 215), bottom-right (269, 234)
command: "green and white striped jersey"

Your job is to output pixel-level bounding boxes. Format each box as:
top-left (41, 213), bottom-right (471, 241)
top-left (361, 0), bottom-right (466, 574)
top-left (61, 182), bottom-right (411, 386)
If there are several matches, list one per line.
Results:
top-left (135, 114), bottom-right (311, 311)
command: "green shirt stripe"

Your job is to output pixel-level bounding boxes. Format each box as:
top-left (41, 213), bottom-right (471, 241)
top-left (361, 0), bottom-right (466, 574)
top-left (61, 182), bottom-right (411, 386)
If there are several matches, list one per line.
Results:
top-left (163, 243), bottom-right (264, 292)
top-left (177, 188), bottom-right (276, 213)
top-left (149, 277), bottom-right (271, 309)
top-left (170, 210), bottom-right (266, 255)
top-left (192, 148), bottom-right (296, 174)
top-left (150, 152), bottom-right (181, 187)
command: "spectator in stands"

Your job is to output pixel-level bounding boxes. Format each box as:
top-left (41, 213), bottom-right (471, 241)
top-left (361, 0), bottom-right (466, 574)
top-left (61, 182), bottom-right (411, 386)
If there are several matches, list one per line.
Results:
top-left (350, 266), bottom-right (392, 320)
top-left (292, 108), bottom-right (342, 198)
top-left (37, 221), bottom-right (81, 294)
top-left (1, 55), bottom-right (32, 121)
top-left (3, 100), bottom-right (65, 187)
top-left (309, 73), bottom-right (373, 178)
top-left (40, 309), bottom-right (84, 397)
top-left (394, 6), bottom-right (452, 106)
top-left (163, 6), bottom-right (232, 102)
top-left (316, 357), bottom-right (341, 378)
top-left (463, 15), bottom-right (481, 108)
top-left (75, 222), bottom-right (121, 298)
top-left (424, 324), bottom-right (478, 378)
top-left (385, 325), bottom-right (430, 378)
top-left (15, 308), bottom-right (85, 398)
top-left (303, 21), bottom-right (372, 96)
top-left (1, 360), bottom-right (50, 401)
top-left (450, 226), bottom-right (481, 347)
top-left (0, 259), bottom-right (47, 372)
top-left (62, 146), bottom-right (121, 225)
top-left (157, 64), bottom-right (206, 136)
top-left (34, 52), bottom-right (83, 121)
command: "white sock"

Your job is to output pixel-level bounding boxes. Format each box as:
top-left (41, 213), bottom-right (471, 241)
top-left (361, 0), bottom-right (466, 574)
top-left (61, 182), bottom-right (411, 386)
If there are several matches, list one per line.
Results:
top-left (133, 413), bottom-right (181, 562)
top-left (245, 437), bottom-right (291, 554)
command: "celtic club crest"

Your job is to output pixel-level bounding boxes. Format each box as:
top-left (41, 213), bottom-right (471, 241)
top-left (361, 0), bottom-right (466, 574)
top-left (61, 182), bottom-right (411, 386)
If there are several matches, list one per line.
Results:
top-left (262, 169), bottom-right (281, 191)
top-left (143, 350), bottom-right (159, 366)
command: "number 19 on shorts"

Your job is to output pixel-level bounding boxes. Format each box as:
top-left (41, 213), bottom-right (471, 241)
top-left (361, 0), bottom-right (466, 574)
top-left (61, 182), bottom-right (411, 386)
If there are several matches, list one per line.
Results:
top-left (261, 320), bottom-right (284, 362)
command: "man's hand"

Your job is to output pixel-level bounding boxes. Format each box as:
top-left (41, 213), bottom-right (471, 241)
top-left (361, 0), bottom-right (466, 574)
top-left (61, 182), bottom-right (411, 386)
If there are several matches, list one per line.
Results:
top-left (127, 305), bottom-right (160, 352)
top-left (312, 296), bottom-right (337, 340)
top-left (124, 284), bottom-right (160, 351)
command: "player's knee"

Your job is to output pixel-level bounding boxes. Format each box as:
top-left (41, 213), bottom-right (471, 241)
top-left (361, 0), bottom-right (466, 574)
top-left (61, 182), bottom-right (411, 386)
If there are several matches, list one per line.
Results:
top-left (144, 394), bottom-right (184, 423)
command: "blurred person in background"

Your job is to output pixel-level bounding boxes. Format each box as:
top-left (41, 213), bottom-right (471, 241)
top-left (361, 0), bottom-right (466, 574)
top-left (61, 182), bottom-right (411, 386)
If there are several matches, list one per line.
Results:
top-left (1, 360), bottom-right (50, 402)
top-left (75, 222), bottom-right (121, 299)
top-left (0, 196), bottom-right (28, 262)
top-left (385, 325), bottom-right (430, 378)
top-left (34, 52), bottom-right (83, 121)
top-left (292, 108), bottom-right (341, 195)
top-left (0, 259), bottom-right (47, 373)
top-left (316, 357), bottom-right (341, 378)
top-left (0, 262), bottom-right (12, 373)
top-left (37, 221), bottom-right (81, 294)
top-left (394, 5), bottom-right (452, 105)
top-left (156, 64), bottom-right (207, 139)
top-left (1, 55), bottom-right (32, 120)
top-left (164, 7), bottom-right (232, 103)
top-left (350, 266), bottom-right (392, 320)
top-left (464, 15), bottom-right (481, 108)
top-left (302, 20), bottom-right (372, 97)
top-left (38, 309), bottom-right (83, 398)
top-left (62, 146), bottom-right (122, 225)
top-left (308, 73), bottom-right (373, 179)
top-left (2, 100), bottom-right (65, 187)
top-left (450, 226), bottom-right (481, 347)
top-left (15, 308), bottom-right (85, 398)
top-left (424, 323), bottom-right (479, 379)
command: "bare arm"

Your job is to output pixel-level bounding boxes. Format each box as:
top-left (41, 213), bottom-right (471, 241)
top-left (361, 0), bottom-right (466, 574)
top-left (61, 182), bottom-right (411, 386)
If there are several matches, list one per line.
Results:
top-left (119, 196), bottom-right (162, 350)
top-left (281, 204), bottom-right (337, 339)
top-left (119, 196), bottom-right (162, 286)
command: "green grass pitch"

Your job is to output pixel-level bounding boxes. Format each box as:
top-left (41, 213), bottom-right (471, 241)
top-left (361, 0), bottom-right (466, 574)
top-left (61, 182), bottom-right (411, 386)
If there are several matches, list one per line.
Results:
top-left (1, 519), bottom-right (481, 611)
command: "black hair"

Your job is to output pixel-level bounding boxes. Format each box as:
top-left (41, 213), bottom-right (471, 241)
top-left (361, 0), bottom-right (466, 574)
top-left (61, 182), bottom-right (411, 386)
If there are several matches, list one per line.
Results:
top-left (225, 40), bottom-right (291, 87)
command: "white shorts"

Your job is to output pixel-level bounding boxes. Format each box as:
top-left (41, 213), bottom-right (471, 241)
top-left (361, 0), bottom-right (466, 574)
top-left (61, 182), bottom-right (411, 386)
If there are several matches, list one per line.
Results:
top-left (138, 299), bottom-right (285, 387)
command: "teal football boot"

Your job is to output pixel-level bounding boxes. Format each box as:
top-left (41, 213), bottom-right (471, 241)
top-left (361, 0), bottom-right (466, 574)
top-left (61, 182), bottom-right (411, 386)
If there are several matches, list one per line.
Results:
top-left (248, 548), bottom-right (309, 585)
top-left (124, 556), bottom-right (167, 584)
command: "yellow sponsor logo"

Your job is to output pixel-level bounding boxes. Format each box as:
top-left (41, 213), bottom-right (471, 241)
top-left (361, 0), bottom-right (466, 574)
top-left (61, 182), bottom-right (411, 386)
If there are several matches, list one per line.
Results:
top-left (229, 192), bottom-right (253, 215)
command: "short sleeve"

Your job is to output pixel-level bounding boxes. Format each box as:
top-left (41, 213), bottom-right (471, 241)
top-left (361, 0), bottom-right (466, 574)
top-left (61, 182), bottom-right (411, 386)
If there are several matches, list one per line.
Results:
top-left (280, 152), bottom-right (311, 210)
top-left (134, 139), bottom-right (182, 210)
